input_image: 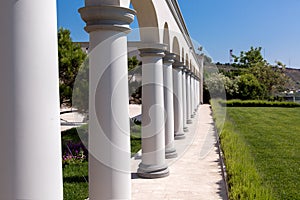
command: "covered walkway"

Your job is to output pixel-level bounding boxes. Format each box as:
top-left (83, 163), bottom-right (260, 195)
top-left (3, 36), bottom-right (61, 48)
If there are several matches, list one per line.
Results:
top-left (131, 105), bottom-right (227, 200)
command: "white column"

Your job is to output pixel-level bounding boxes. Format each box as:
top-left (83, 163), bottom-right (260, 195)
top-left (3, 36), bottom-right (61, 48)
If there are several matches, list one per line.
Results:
top-left (182, 67), bottom-right (189, 132)
top-left (79, 4), bottom-right (135, 199)
top-left (193, 76), bottom-right (197, 112)
top-left (190, 74), bottom-right (195, 118)
top-left (186, 71), bottom-right (192, 124)
top-left (201, 74), bottom-right (204, 104)
top-left (0, 1), bottom-right (14, 199)
top-left (196, 77), bottom-right (200, 109)
top-left (197, 77), bottom-right (201, 106)
top-left (0, 1), bottom-right (63, 199)
top-left (163, 53), bottom-right (178, 159)
top-left (173, 62), bottom-right (186, 140)
top-left (138, 47), bottom-right (169, 178)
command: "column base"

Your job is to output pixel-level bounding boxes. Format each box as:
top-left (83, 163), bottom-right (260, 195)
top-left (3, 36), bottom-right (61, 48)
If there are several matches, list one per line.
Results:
top-left (187, 119), bottom-right (193, 124)
top-left (174, 132), bottom-right (186, 140)
top-left (191, 114), bottom-right (195, 118)
top-left (165, 148), bottom-right (178, 159)
top-left (137, 163), bottom-right (169, 179)
top-left (183, 127), bottom-right (189, 132)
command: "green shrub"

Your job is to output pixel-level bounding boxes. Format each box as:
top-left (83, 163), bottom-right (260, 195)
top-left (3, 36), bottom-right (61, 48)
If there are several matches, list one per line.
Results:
top-left (211, 99), bottom-right (274, 199)
top-left (235, 74), bottom-right (265, 100)
top-left (219, 99), bottom-right (300, 107)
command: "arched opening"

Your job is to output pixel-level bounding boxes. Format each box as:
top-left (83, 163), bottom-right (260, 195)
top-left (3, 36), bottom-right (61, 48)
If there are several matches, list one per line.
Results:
top-left (172, 37), bottom-right (180, 62)
top-left (186, 53), bottom-right (189, 68)
top-left (131, 0), bottom-right (160, 43)
top-left (163, 22), bottom-right (170, 51)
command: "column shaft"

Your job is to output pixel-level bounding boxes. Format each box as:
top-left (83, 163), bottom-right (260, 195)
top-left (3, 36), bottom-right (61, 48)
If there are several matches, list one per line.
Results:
top-left (0, 1), bottom-right (14, 199)
top-left (197, 79), bottom-right (199, 106)
top-left (173, 64), bottom-right (185, 139)
top-left (194, 77), bottom-right (197, 112)
top-left (2, 1), bottom-right (63, 199)
top-left (186, 73), bottom-right (192, 124)
top-left (190, 75), bottom-right (195, 118)
top-left (138, 47), bottom-right (169, 178)
top-left (163, 53), bottom-right (177, 159)
top-left (182, 69), bottom-right (188, 132)
top-left (80, 4), bottom-right (135, 199)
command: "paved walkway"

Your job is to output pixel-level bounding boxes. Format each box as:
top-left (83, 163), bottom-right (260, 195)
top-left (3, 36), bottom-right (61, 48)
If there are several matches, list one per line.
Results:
top-left (131, 104), bottom-right (227, 200)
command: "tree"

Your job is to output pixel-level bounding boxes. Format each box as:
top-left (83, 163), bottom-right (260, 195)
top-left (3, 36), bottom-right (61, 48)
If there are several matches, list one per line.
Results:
top-left (232, 46), bottom-right (291, 98)
top-left (232, 47), bottom-right (265, 69)
top-left (128, 56), bottom-right (141, 71)
top-left (58, 27), bottom-right (87, 106)
top-left (72, 58), bottom-right (89, 115)
top-left (204, 72), bottom-right (233, 99)
top-left (235, 74), bottom-right (264, 100)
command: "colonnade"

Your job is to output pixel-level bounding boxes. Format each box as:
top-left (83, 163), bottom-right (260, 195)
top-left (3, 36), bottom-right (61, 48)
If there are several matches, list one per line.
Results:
top-left (137, 48), bottom-right (202, 179)
top-left (0, 1), bottom-right (202, 199)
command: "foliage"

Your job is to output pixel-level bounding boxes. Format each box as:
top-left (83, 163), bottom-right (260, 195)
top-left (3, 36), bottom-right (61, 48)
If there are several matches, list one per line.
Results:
top-left (220, 99), bottom-right (300, 107)
top-left (204, 71), bottom-right (241, 100)
top-left (232, 47), bottom-right (265, 69)
top-left (62, 141), bottom-right (88, 166)
top-left (204, 72), bottom-right (230, 99)
top-left (61, 125), bottom-right (88, 167)
top-left (235, 74), bottom-right (264, 100)
top-left (206, 47), bottom-right (292, 100)
top-left (58, 27), bottom-right (87, 106)
top-left (72, 58), bottom-right (89, 115)
top-left (232, 47), bottom-right (292, 97)
top-left (128, 56), bottom-right (141, 71)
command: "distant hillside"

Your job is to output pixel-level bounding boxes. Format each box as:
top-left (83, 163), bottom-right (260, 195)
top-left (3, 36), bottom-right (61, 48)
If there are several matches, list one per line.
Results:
top-left (285, 68), bottom-right (300, 88)
top-left (213, 63), bottom-right (300, 90)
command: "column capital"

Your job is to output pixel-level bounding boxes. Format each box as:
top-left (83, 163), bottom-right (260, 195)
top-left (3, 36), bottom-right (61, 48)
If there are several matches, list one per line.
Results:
top-left (132, 42), bottom-right (166, 58)
top-left (163, 52), bottom-right (176, 64)
top-left (186, 69), bottom-right (192, 75)
top-left (182, 65), bottom-right (189, 72)
top-left (173, 61), bottom-right (184, 70)
top-left (79, 5), bottom-right (136, 33)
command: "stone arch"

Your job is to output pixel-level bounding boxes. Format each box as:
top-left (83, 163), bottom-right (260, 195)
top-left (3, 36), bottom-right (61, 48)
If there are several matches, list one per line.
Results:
top-left (131, 0), bottom-right (160, 42)
top-left (172, 37), bottom-right (180, 62)
top-left (163, 22), bottom-right (170, 51)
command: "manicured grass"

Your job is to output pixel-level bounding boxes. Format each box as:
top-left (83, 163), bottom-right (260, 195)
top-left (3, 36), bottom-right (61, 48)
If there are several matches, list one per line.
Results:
top-left (212, 100), bottom-right (300, 199)
top-left (61, 122), bottom-right (141, 200)
top-left (63, 161), bottom-right (89, 200)
top-left (130, 123), bottom-right (142, 155)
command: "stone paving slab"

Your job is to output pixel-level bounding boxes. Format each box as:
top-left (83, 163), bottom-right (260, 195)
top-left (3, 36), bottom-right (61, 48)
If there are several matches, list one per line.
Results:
top-left (131, 104), bottom-right (227, 200)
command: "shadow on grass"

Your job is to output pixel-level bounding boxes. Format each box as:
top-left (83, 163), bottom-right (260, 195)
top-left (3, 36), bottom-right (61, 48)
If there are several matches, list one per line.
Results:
top-left (64, 176), bottom-right (89, 183)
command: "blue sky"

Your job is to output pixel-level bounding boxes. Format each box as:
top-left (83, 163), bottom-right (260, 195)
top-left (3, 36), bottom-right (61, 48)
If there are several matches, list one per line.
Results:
top-left (57, 0), bottom-right (300, 68)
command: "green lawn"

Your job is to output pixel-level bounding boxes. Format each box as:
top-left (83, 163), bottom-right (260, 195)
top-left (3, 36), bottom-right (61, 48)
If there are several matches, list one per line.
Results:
top-left (212, 101), bottom-right (300, 199)
top-left (63, 161), bottom-right (89, 200)
top-left (227, 107), bottom-right (300, 199)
